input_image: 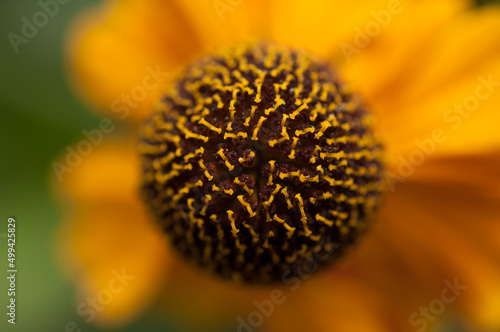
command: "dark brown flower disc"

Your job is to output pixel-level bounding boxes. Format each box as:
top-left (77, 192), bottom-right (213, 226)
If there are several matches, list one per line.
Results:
top-left (139, 42), bottom-right (385, 284)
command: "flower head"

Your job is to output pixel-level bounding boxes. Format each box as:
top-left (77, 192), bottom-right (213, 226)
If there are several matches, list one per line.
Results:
top-left (139, 42), bottom-right (385, 283)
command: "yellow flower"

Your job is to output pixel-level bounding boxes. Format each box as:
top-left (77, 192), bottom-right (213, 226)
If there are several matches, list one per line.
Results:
top-left (58, 0), bottom-right (500, 331)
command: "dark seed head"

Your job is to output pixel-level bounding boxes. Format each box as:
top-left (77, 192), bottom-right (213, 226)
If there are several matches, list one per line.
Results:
top-left (139, 42), bottom-right (385, 284)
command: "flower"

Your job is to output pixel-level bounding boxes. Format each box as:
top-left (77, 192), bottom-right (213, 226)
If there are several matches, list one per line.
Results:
top-left (58, 0), bottom-right (500, 331)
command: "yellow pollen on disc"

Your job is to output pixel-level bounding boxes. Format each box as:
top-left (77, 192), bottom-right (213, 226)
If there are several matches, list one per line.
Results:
top-left (138, 41), bottom-right (386, 284)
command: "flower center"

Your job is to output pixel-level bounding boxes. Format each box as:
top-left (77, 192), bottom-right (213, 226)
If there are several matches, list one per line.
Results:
top-left (139, 42), bottom-right (385, 284)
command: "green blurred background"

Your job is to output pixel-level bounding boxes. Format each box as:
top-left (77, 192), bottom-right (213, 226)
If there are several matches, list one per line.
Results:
top-left (0, 0), bottom-right (499, 331)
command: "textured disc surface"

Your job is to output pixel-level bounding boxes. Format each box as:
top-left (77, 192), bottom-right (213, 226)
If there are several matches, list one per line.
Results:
top-left (139, 42), bottom-right (385, 284)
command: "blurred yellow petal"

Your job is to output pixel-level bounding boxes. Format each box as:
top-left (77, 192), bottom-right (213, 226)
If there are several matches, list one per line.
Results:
top-left (395, 6), bottom-right (500, 110)
top-left (345, 219), bottom-right (441, 324)
top-left (58, 138), bottom-right (139, 202)
top-left (169, 0), bottom-right (268, 50)
top-left (372, 153), bottom-right (500, 329)
top-left (67, 0), bottom-right (271, 123)
top-left (157, 256), bottom-right (266, 331)
top-left (265, 273), bottom-right (392, 332)
top-left (390, 6), bottom-right (500, 157)
top-left (342, 4), bottom-right (500, 160)
top-left (56, 140), bottom-right (170, 327)
top-left (67, 0), bottom-right (202, 123)
top-left (269, 0), bottom-right (388, 57)
top-left (340, 0), bottom-right (469, 99)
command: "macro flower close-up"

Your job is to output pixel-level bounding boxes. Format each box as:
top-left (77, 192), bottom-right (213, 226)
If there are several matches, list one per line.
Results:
top-left (1, 0), bottom-right (499, 332)
top-left (61, 0), bottom-right (500, 331)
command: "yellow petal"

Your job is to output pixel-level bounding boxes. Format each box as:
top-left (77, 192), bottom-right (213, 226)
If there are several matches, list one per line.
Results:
top-left (390, 7), bottom-right (500, 157)
top-left (408, 153), bottom-right (500, 272)
top-left (169, 0), bottom-right (269, 50)
top-left (264, 273), bottom-right (392, 332)
top-left (342, 4), bottom-right (500, 161)
top-left (67, 0), bottom-right (201, 123)
top-left (55, 140), bottom-right (170, 327)
top-left (67, 0), bottom-right (269, 123)
top-left (57, 138), bottom-right (139, 202)
top-left (375, 153), bottom-right (500, 329)
top-left (269, 0), bottom-right (389, 58)
top-left (157, 256), bottom-right (266, 331)
top-left (340, 0), bottom-right (468, 99)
